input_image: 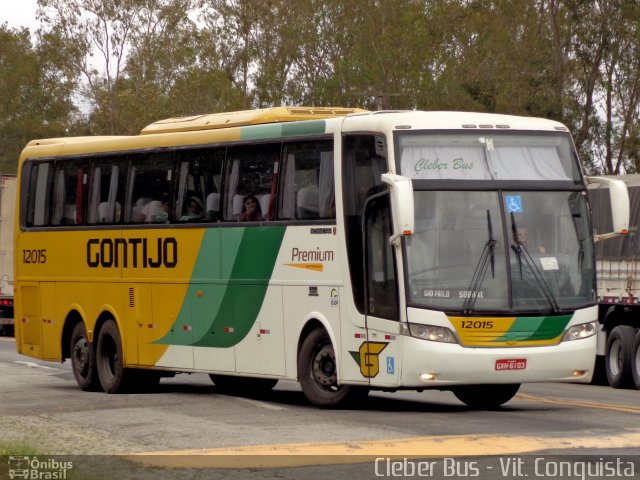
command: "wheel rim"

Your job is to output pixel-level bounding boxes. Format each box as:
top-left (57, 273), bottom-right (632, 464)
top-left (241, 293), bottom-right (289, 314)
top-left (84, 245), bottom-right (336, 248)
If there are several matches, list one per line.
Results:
top-left (312, 344), bottom-right (338, 391)
top-left (608, 339), bottom-right (622, 377)
top-left (72, 337), bottom-right (90, 377)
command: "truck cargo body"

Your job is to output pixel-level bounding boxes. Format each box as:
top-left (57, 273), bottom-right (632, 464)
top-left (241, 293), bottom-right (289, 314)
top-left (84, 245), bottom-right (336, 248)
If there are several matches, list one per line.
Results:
top-left (0, 174), bottom-right (16, 335)
top-left (589, 174), bottom-right (640, 388)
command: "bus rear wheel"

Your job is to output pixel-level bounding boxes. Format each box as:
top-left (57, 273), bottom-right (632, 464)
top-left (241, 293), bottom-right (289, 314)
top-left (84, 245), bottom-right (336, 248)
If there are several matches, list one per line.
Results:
top-left (605, 325), bottom-right (636, 388)
top-left (70, 322), bottom-right (100, 391)
top-left (298, 328), bottom-right (368, 408)
top-left (96, 319), bottom-right (129, 393)
top-left (452, 384), bottom-right (520, 409)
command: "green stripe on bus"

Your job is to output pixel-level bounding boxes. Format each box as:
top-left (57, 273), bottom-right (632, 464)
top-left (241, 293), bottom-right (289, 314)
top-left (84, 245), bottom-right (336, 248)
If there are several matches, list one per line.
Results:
top-left (156, 226), bottom-right (286, 348)
top-left (281, 120), bottom-right (327, 137)
top-left (240, 120), bottom-right (327, 140)
top-left (493, 315), bottom-right (571, 343)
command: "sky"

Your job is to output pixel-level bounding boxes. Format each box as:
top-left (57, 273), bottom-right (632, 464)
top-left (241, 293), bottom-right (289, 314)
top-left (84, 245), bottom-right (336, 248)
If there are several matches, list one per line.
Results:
top-left (0, 0), bottom-right (38, 30)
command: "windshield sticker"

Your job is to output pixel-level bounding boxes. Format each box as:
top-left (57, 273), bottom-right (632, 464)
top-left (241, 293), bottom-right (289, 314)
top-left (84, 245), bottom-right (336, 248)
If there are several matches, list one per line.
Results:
top-left (505, 195), bottom-right (524, 213)
top-left (423, 289), bottom-right (486, 299)
top-left (539, 257), bottom-right (560, 271)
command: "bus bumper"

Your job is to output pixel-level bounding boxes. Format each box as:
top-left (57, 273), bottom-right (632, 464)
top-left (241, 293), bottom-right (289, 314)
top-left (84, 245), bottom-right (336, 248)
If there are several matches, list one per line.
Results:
top-left (399, 334), bottom-right (597, 387)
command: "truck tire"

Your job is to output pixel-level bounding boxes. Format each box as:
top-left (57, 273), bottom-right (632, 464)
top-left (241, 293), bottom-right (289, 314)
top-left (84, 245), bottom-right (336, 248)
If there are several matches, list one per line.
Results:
top-left (631, 330), bottom-right (640, 390)
top-left (605, 325), bottom-right (636, 388)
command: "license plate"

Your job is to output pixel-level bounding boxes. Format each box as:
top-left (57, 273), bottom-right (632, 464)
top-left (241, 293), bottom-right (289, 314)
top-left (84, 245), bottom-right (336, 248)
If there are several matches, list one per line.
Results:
top-left (495, 358), bottom-right (527, 371)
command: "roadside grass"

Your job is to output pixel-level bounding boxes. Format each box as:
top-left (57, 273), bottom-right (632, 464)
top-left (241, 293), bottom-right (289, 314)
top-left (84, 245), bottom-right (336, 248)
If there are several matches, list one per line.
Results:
top-left (0, 442), bottom-right (38, 456)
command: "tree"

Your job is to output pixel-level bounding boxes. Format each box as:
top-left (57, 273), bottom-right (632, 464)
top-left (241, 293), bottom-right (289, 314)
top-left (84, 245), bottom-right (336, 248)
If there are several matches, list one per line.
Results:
top-left (37, 0), bottom-right (198, 134)
top-left (0, 24), bottom-right (77, 173)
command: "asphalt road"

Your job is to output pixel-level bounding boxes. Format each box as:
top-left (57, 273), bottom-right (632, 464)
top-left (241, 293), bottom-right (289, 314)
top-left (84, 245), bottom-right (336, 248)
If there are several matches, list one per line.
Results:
top-left (1, 337), bottom-right (639, 480)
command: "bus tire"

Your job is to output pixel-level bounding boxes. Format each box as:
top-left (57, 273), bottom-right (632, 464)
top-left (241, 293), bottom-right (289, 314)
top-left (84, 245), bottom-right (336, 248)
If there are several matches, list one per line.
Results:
top-left (452, 384), bottom-right (520, 409)
top-left (605, 325), bottom-right (636, 388)
top-left (631, 331), bottom-right (640, 390)
top-left (96, 319), bottom-right (129, 394)
top-left (209, 375), bottom-right (278, 394)
top-left (70, 322), bottom-right (100, 391)
top-left (298, 328), bottom-right (368, 408)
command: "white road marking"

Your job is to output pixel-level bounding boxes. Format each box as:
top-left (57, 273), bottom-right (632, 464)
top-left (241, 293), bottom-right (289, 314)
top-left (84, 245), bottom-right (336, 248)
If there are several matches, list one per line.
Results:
top-left (233, 396), bottom-right (287, 411)
top-left (14, 360), bottom-right (57, 370)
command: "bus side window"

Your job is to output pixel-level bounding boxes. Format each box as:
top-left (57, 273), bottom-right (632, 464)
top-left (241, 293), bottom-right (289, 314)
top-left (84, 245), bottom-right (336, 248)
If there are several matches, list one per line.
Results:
top-left (224, 143), bottom-right (281, 222)
top-left (87, 157), bottom-right (126, 225)
top-left (278, 140), bottom-right (334, 221)
top-left (125, 153), bottom-right (174, 224)
top-left (365, 195), bottom-right (398, 320)
top-left (175, 148), bottom-right (224, 223)
top-left (51, 159), bottom-right (89, 226)
top-left (24, 161), bottom-right (52, 227)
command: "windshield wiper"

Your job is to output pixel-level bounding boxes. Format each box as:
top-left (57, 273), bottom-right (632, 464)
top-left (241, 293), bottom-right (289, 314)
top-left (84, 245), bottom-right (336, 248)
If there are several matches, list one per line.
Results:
top-left (463, 209), bottom-right (497, 314)
top-left (510, 213), bottom-right (560, 312)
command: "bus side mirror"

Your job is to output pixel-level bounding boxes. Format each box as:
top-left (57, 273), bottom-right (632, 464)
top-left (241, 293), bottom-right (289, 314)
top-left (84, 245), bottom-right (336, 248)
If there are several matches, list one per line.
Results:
top-left (381, 173), bottom-right (414, 245)
top-left (585, 176), bottom-right (630, 241)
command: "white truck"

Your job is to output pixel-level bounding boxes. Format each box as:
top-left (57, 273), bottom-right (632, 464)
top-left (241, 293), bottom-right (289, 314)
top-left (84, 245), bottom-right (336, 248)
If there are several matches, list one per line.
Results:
top-left (588, 174), bottom-right (640, 389)
top-left (0, 174), bottom-right (16, 335)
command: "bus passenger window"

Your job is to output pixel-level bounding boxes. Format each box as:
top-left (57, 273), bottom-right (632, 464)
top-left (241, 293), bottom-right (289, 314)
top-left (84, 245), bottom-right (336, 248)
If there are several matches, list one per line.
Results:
top-left (278, 140), bottom-right (334, 221)
top-left (224, 143), bottom-right (281, 221)
top-left (175, 148), bottom-right (224, 223)
top-left (52, 160), bottom-right (89, 226)
top-left (87, 159), bottom-right (126, 225)
top-left (125, 153), bottom-right (173, 223)
top-left (25, 162), bottom-right (52, 227)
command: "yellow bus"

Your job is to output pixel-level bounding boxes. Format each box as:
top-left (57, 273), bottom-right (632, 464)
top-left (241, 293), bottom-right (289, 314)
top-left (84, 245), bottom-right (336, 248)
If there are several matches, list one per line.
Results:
top-left (14, 107), bottom-right (628, 408)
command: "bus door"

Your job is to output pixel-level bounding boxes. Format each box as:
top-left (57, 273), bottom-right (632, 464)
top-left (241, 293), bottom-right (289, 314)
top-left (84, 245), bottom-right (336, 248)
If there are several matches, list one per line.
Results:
top-left (362, 194), bottom-right (401, 387)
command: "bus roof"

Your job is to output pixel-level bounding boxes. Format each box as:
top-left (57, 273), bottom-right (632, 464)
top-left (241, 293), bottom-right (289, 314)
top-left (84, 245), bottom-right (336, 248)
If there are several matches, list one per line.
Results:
top-left (341, 110), bottom-right (570, 133)
top-left (140, 106), bottom-right (367, 135)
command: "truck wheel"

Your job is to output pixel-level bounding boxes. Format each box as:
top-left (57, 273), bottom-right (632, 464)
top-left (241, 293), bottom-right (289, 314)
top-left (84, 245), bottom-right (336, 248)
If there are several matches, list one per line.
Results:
top-left (298, 328), bottom-right (368, 408)
top-left (452, 384), bottom-right (520, 409)
top-left (96, 319), bottom-right (129, 393)
top-left (70, 322), bottom-right (100, 391)
top-left (631, 331), bottom-right (640, 390)
top-left (605, 325), bottom-right (636, 388)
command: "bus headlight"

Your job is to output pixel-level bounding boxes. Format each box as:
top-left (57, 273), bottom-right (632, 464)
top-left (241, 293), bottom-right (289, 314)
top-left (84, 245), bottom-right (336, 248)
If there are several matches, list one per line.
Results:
top-left (562, 321), bottom-right (597, 341)
top-left (401, 323), bottom-right (457, 343)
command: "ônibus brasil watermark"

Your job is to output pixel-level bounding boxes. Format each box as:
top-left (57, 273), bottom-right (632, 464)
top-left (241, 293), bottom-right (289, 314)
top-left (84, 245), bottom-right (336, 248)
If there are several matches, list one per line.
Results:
top-left (8, 456), bottom-right (73, 480)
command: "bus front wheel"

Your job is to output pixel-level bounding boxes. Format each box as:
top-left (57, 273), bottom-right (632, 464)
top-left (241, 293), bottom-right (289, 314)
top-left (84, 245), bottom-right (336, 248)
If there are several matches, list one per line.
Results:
top-left (298, 328), bottom-right (368, 408)
top-left (452, 384), bottom-right (520, 409)
top-left (96, 319), bottom-right (129, 394)
top-left (70, 322), bottom-right (100, 391)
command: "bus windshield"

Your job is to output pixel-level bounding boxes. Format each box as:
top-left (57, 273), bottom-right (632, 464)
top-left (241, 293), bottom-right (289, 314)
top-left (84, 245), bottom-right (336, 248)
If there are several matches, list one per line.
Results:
top-left (405, 190), bottom-right (594, 313)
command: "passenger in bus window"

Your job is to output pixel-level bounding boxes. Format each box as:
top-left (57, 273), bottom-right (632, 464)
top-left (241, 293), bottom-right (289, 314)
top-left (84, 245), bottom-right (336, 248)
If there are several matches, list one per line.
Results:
top-left (147, 195), bottom-right (169, 223)
top-left (239, 194), bottom-right (262, 221)
top-left (181, 196), bottom-right (204, 221)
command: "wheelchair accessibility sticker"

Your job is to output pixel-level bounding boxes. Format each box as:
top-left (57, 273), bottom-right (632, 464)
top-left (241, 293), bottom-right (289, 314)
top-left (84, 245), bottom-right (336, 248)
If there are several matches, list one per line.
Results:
top-left (387, 356), bottom-right (395, 374)
top-left (505, 195), bottom-right (523, 213)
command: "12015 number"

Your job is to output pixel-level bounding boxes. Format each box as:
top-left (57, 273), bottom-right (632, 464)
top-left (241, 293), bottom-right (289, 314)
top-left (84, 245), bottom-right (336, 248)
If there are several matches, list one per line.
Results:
top-left (23, 249), bottom-right (47, 264)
